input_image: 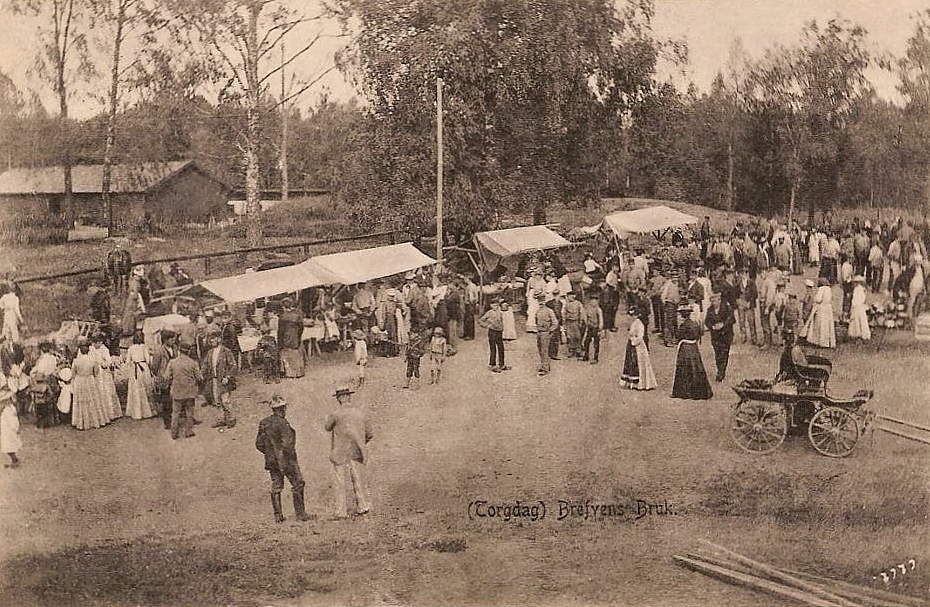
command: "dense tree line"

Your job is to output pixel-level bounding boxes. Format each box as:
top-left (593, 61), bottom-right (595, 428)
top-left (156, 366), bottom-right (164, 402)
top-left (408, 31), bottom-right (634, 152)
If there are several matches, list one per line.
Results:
top-left (2, 1), bottom-right (930, 243)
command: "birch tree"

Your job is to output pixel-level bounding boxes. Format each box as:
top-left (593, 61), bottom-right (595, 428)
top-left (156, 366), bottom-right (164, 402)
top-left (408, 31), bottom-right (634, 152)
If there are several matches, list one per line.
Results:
top-left (168, 0), bottom-right (339, 246)
top-left (90, 0), bottom-right (165, 234)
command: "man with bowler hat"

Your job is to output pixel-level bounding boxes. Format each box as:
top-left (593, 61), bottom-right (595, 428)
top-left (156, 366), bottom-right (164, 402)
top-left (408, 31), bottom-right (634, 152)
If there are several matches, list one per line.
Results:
top-left (255, 394), bottom-right (311, 523)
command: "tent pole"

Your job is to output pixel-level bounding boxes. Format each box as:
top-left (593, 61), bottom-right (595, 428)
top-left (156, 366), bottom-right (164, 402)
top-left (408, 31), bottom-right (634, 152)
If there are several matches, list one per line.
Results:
top-left (467, 251), bottom-right (485, 311)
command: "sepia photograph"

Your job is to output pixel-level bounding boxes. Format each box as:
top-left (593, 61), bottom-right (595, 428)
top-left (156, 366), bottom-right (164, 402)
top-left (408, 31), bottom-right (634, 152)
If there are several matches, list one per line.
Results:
top-left (0, 0), bottom-right (929, 605)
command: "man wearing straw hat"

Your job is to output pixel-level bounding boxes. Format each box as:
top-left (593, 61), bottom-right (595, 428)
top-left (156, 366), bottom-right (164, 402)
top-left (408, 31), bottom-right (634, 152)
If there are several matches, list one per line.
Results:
top-left (325, 385), bottom-right (373, 518)
top-left (255, 395), bottom-right (311, 523)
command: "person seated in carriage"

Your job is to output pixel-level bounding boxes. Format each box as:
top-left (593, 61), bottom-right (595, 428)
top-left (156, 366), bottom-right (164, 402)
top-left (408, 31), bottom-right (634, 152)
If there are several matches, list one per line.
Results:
top-left (775, 331), bottom-right (831, 392)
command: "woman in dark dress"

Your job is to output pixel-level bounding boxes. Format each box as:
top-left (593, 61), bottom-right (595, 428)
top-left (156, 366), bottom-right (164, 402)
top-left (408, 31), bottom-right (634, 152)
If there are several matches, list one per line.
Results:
top-left (277, 298), bottom-right (305, 378)
top-left (671, 303), bottom-right (713, 400)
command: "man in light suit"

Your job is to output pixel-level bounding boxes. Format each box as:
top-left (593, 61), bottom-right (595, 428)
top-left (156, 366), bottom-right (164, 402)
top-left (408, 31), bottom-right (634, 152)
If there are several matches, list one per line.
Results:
top-left (325, 386), bottom-right (373, 518)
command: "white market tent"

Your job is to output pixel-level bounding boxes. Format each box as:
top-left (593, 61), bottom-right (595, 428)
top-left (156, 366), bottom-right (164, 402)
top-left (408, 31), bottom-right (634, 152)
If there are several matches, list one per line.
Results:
top-left (305, 242), bottom-right (437, 286)
top-left (600, 205), bottom-right (699, 239)
top-left (198, 242), bottom-right (437, 303)
top-left (198, 262), bottom-right (340, 303)
top-left (472, 225), bottom-right (572, 270)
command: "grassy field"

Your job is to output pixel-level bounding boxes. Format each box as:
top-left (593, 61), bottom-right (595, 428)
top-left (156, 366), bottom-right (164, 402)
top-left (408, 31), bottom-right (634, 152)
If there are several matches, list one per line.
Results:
top-left (0, 277), bottom-right (928, 606)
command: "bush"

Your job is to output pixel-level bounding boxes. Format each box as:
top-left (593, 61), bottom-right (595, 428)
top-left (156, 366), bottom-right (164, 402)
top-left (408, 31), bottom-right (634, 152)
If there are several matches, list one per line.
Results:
top-left (221, 196), bottom-right (351, 239)
top-left (0, 208), bottom-right (69, 245)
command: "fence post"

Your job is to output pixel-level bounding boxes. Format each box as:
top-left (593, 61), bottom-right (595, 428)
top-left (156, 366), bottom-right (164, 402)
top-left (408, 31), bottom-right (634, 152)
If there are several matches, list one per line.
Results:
top-left (204, 256), bottom-right (212, 277)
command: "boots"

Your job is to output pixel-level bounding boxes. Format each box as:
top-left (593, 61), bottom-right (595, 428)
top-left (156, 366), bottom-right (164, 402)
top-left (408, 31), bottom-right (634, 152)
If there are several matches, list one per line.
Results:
top-left (271, 493), bottom-right (285, 523)
top-left (293, 485), bottom-right (311, 522)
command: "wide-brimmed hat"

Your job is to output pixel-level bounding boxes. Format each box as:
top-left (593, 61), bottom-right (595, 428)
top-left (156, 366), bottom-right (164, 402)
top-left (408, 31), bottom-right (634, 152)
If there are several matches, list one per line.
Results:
top-left (334, 386), bottom-right (355, 398)
top-left (269, 394), bottom-right (287, 408)
top-left (853, 275), bottom-right (866, 283)
top-left (386, 288), bottom-right (399, 299)
top-left (677, 303), bottom-right (693, 314)
top-left (804, 279), bottom-right (815, 287)
top-left (433, 326), bottom-right (445, 335)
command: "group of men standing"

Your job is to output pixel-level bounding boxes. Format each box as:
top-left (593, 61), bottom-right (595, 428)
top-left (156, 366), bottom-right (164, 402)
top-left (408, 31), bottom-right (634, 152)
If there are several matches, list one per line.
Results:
top-left (254, 386), bottom-right (373, 523)
top-left (149, 328), bottom-right (239, 440)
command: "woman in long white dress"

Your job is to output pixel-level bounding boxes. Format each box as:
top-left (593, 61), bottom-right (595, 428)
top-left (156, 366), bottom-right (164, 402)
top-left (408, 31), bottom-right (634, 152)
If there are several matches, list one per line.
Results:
top-left (0, 283), bottom-right (23, 344)
top-left (804, 279), bottom-right (836, 348)
top-left (90, 334), bottom-right (123, 420)
top-left (847, 276), bottom-right (871, 341)
top-left (808, 231), bottom-right (821, 266)
top-left (71, 340), bottom-right (110, 430)
top-left (125, 331), bottom-right (155, 419)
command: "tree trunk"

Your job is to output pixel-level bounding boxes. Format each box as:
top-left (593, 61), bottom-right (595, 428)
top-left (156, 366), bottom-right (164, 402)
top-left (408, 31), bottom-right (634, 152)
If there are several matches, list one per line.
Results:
top-left (58, 61), bottom-right (73, 223)
top-left (726, 140), bottom-right (734, 211)
top-left (243, 2), bottom-right (263, 247)
top-left (280, 106), bottom-right (288, 203)
top-left (102, 1), bottom-right (127, 236)
top-left (280, 45), bottom-right (288, 204)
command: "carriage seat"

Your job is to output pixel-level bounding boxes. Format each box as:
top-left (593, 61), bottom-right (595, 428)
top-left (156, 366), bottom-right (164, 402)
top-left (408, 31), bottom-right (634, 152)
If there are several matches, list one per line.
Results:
top-left (776, 348), bottom-right (831, 393)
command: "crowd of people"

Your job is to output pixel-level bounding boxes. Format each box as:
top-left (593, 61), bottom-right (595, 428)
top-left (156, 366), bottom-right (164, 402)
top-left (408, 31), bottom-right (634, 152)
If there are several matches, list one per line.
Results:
top-left (3, 211), bottom-right (930, 520)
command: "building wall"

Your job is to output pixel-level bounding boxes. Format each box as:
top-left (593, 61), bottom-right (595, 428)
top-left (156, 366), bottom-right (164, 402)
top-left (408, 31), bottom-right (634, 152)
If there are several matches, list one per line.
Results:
top-left (0, 194), bottom-right (55, 216)
top-left (0, 165), bottom-right (228, 228)
top-left (71, 193), bottom-right (142, 227)
top-left (146, 166), bottom-right (228, 223)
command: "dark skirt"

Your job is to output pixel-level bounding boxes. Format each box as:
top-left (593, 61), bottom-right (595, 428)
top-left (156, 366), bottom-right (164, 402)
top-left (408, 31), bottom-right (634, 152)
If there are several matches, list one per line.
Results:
top-left (671, 342), bottom-right (713, 399)
top-left (620, 340), bottom-right (639, 384)
top-left (280, 348), bottom-right (305, 378)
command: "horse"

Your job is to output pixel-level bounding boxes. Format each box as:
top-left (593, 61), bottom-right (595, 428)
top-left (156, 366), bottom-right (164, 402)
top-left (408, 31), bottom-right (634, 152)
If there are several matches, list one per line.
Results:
top-left (105, 247), bottom-right (132, 294)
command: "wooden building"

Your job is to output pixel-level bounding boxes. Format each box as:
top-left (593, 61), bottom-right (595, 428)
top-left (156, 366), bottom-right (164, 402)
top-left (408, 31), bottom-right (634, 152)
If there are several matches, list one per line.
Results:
top-left (0, 160), bottom-right (230, 228)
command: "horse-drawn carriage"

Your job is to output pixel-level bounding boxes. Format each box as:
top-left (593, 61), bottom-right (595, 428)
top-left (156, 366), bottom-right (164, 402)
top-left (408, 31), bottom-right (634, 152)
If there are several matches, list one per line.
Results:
top-left (730, 351), bottom-right (874, 458)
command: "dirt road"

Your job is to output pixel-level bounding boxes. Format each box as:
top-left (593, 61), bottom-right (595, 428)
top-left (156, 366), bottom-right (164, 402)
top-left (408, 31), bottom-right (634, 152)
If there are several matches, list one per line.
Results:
top-left (1, 307), bottom-right (929, 606)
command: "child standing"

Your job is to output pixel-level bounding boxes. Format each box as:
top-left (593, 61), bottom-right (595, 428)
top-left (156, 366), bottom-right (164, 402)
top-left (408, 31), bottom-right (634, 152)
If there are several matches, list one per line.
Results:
top-left (0, 387), bottom-right (22, 468)
top-left (352, 328), bottom-right (368, 389)
top-left (501, 301), bottom-right (517, 342)
top-left (428, 326), bottom-right (447, 384)
top-left (403, 331), bottom-right (424, 389)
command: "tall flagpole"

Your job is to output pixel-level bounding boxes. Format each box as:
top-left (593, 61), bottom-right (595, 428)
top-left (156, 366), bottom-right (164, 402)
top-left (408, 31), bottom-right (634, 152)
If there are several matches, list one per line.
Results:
top-left (436, 77), bottom-right (444, 263)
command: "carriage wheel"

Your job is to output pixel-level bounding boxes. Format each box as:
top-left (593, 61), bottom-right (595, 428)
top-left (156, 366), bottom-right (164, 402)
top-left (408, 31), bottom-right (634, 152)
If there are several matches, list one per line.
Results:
top-left (730, 401), bottom-right (788, 455)
top-left (808, 407), bottom-right (860, 458)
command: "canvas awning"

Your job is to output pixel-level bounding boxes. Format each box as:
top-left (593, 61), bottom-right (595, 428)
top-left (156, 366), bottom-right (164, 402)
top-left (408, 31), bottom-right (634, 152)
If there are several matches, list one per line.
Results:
top-left (198, 263), bottom-right (339, 303)
top-left (473, 225), bottom-right (571, 269)
top-left (600, 205), bottom-right (699, 238)
top-left (303, 242), bottom-right (437, 285)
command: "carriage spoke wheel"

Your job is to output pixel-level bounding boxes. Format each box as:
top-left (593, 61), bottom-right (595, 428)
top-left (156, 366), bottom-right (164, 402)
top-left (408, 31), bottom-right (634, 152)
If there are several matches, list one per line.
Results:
top-left (730, 400), bottom-right (788, 455)
top-left (808, 407), bottom-right (860, 458)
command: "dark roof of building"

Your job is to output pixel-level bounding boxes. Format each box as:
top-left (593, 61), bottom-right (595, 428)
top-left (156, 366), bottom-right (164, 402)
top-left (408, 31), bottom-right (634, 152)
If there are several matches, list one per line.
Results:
top-left (0, 160), bottom-right (228, 195)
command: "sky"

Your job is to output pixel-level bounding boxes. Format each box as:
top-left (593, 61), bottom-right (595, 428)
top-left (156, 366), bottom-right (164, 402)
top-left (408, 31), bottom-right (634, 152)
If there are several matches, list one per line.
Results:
top-left (651, 0), bottom-right (925, 102)
top-left (0, 0), bottom-right (926, 118)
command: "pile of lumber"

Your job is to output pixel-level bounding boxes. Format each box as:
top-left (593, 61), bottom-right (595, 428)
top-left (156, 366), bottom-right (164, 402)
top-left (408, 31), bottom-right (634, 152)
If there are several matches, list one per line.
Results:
top-left (673, 540), bottom-right (924, 607)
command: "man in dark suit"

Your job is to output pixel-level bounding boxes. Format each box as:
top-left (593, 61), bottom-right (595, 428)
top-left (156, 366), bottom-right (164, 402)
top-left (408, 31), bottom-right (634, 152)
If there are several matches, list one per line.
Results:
top-left (255, 395), bottom-right (311, 523)
top-left (704, 291), bottom-right (735, 382)
top-left (201, 332), bottom-right (238, 428)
